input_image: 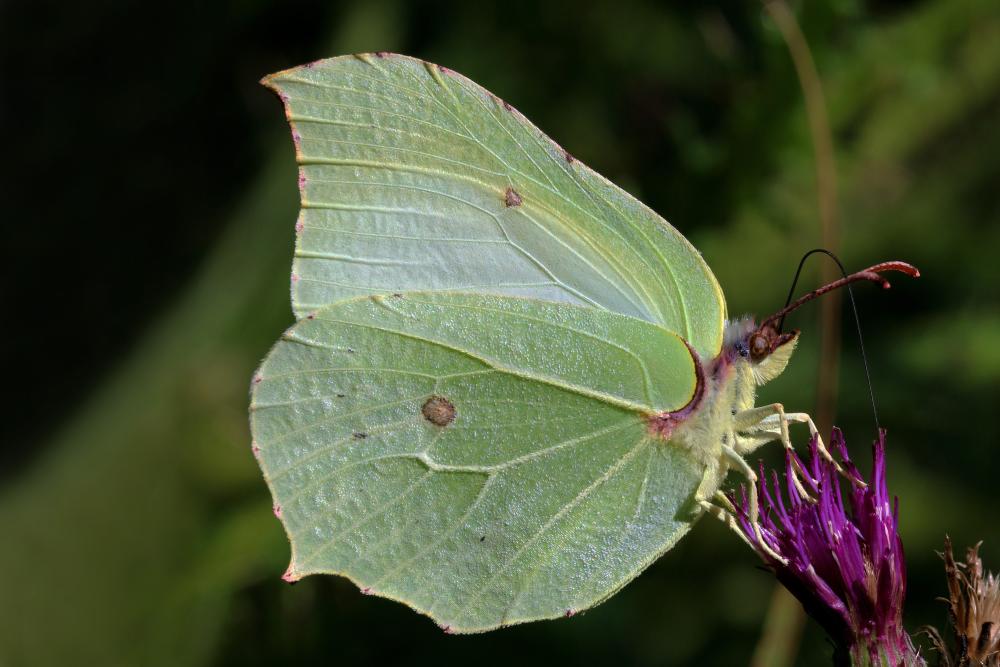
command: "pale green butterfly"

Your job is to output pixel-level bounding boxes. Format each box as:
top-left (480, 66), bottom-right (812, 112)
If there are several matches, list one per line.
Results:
top-left (249, 53), bottom-right (916, 633)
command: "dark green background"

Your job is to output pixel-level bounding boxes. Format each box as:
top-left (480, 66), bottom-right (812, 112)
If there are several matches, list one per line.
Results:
top-left (3, 0), bottom-right (998, 664)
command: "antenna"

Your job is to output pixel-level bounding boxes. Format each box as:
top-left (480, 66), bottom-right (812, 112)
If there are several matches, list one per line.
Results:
top-left (770, 250), bottom-right (918, 433)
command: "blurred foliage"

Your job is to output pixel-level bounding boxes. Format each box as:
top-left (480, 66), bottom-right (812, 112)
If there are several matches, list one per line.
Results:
top-left (2, 0), bottom-right (999, 665)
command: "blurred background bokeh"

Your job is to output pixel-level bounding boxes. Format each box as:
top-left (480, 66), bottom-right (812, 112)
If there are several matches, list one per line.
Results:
top-left (3, 0), bottom-right (999, 664)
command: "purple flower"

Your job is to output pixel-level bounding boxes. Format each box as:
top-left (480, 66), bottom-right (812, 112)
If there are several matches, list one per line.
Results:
top-left (731, 429), bottom-right (923, 666)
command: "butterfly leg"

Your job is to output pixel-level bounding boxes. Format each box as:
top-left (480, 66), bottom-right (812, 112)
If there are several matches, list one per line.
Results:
top-left (721, 444), bottom-right (787, 564)
top-left (694, 444), bottom-right (786, 563)
top-left (694, 456), bottom-right (763, 552)
top-left (738, 405), bottom-right (849, 480)
top-left (696, 491), bottom-right (755, 551)
top-left (780, 413), bottom-right (853, 476)
top-left (732, 403), bottom-right (814, 501)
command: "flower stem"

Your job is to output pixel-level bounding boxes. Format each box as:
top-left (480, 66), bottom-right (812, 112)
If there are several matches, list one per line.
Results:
top-left (754, 1), bottom-right (841, 661)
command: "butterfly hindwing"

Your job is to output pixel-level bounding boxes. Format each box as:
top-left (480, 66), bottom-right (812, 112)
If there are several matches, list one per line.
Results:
top-left (251, 292), bottom-right (704, 631)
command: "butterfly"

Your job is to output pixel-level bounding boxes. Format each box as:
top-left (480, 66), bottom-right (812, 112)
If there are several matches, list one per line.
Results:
top-left (250, 53), bottom-right (916, 633)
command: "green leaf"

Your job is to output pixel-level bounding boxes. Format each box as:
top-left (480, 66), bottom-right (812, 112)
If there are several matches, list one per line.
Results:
top-left (262, 53), bottom-right (726, 358)
top-left (251, 292), bottom-right (703, 631)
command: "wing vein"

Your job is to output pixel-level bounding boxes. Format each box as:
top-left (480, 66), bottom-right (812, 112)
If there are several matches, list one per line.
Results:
top-left (455, 438), bottom-right (649, 621)
top-left (296, 469), bottom-right (437, 569)
top-left (313, 314), bottom-right (652, 413)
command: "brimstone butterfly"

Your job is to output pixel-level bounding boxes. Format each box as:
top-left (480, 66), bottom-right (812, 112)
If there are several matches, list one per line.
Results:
top-left (250, 53), bottom-right (916, 633)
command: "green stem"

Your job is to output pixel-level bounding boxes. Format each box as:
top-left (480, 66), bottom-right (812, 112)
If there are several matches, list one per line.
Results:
top-left (753, 1), bottom-right (843, 664)
top-left (849, 643), bottom-right (927, 667)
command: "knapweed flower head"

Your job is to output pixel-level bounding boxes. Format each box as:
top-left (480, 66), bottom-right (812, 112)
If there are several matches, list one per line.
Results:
top-left (731, 429), bottom-right (923, 666)
top-left (924, 536), bottom-right (1000, 666)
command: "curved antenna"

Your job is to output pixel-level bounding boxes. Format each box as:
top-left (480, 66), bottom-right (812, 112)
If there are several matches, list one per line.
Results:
top-left (779, 248), bottom-right (842, 332)
top-left (773, 249), bottom-right (916, 432)
top-left (763, 259), bottom-right (917, 333)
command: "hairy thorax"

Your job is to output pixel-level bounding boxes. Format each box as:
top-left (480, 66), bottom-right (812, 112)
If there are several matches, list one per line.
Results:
top-left (670, 349), bottom-right (757, 468)
top-left (647, 314), bottom-right (798, 507)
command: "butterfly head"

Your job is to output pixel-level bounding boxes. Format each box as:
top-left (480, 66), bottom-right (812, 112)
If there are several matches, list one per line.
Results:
top-left (725, 317), bottom-right (799, 386)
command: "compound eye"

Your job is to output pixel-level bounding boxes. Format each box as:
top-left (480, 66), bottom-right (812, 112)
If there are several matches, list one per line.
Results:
top-left (735, 340), bottom-right (750, 358)
top-left (749, 332), bottom-right (770, 360)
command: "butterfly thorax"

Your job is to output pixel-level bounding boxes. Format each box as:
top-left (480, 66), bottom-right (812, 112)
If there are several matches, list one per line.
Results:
top-left (660, 317), bottom-right (799, 468)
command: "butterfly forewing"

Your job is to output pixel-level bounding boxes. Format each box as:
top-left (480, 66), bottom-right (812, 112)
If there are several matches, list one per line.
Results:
top-left (264, 54), bottom-right (726, 358)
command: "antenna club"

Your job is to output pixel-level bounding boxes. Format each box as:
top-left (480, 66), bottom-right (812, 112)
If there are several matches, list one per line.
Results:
top-left (869, 260), bottom-right (920, 278)
top-left (763, 259), bottom-right (919, 331)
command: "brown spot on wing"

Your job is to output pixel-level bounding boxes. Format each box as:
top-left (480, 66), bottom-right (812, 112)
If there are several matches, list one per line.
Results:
top-left (422, 396), bottom-right (456, 426)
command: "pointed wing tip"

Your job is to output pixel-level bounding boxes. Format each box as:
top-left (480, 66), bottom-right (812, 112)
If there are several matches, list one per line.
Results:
top-left (260, 52), bottom-right (415, 89)
top-left (258, 72), bottom-right (291, 108)
top-left (259, 56), bottom-right (340, 87)
top-left (259, 67), bottom-right (294, 92)
top-left (258, 59), bottom-right (323, 92)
